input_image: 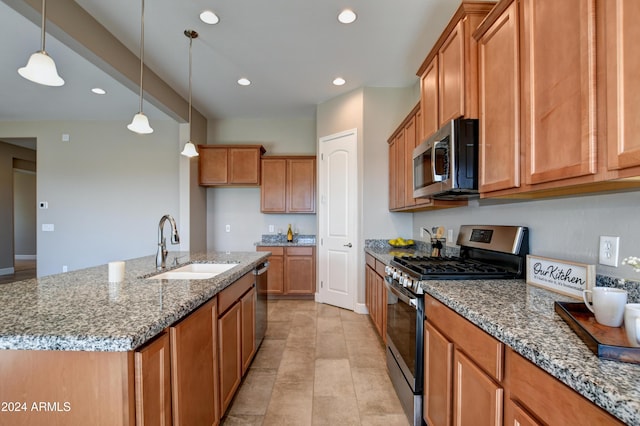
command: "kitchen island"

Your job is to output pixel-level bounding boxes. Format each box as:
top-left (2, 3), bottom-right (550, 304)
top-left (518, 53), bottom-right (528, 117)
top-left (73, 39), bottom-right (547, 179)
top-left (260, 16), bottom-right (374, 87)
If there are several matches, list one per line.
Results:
top-left (0, 251), bottom-right (269, 426)
top-left (366, 246), bottom-right (640, 425)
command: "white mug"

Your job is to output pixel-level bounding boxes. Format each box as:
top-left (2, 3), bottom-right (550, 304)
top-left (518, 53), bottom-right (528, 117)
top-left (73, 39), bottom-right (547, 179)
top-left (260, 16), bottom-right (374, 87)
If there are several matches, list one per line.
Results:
top-left (582, 287), bottom-right (627, 327)
top-left (624, 304), bottom-right (640, 347)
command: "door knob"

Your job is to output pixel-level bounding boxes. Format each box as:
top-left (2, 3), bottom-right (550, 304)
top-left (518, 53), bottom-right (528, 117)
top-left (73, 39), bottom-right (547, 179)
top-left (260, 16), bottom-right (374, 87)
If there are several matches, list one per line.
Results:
top-left (344, 243), bottom-right (352, 248)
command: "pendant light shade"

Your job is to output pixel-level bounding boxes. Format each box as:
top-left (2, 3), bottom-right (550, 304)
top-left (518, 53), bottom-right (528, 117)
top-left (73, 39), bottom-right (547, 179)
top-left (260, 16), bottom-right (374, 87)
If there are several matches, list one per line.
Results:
top-left (18, 0), bottom-right (64, 87)
top-left (128, 0), bottom-right (153, 134)
top-left (181, 30), bottom-right (199, 158)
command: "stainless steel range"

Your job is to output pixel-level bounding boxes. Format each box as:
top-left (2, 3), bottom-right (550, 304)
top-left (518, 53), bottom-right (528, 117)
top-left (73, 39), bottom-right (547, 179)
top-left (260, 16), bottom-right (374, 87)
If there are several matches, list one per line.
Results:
top-left (383, 225), bottom-right (529, 426)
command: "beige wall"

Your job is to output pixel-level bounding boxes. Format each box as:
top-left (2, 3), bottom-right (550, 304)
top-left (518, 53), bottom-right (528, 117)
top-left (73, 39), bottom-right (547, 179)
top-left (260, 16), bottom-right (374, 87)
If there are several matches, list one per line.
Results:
top-left (1, 120), bottom-right (182, 276)
top-left (13, 169), bottom-right (37, 258)
top-left (0, 142), bottom-right (36, 272)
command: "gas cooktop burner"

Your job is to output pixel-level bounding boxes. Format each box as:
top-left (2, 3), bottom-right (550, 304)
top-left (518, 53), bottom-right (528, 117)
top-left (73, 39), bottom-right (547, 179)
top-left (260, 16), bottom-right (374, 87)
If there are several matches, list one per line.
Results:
top-left (392, 256), bottom-right (511, 277)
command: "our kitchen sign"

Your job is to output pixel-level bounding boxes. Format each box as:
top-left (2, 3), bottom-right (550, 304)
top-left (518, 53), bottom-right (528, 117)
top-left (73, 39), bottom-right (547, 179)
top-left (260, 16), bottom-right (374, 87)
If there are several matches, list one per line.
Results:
top-left (526, 255), bottom-right (595, 299)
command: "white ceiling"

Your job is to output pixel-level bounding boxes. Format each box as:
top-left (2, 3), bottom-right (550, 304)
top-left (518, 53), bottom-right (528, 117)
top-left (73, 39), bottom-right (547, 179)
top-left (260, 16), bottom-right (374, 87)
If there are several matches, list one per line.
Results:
top-left (1, 0), bottom-right (465, 122)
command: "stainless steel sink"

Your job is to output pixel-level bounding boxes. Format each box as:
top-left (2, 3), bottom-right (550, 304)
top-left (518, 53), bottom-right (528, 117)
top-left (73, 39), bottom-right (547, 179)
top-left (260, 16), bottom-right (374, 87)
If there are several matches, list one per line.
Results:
top-left (148, 263), bottom-right (238, 280)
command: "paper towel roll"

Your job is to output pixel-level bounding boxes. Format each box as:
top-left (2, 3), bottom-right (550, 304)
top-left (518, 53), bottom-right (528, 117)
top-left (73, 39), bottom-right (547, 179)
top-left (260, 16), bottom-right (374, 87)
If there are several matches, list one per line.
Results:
top-left (108, 261), bottom-right (125, 283)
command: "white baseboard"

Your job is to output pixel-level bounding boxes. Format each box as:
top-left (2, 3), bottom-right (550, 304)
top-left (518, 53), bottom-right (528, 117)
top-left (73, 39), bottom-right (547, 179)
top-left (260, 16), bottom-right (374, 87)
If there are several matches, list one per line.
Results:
top-left (354, 302), bottom-right (368, 315)
top-left (15, 255), bottom-right (37, 260)
top-left (0, 267), bottom-right (15, 276)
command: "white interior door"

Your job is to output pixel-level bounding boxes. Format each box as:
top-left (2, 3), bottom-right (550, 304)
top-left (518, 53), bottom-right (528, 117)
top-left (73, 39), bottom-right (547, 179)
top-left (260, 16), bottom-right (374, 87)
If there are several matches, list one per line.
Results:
top-left (318, 129), bottom-right (358, 310)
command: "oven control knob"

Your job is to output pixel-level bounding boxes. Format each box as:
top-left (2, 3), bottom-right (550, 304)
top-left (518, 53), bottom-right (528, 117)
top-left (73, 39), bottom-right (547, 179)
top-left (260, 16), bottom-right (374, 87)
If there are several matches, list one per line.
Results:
top-left (415, 285), bottom-right (424, 295)
top-left (385, 266), bottom-right (392, 275)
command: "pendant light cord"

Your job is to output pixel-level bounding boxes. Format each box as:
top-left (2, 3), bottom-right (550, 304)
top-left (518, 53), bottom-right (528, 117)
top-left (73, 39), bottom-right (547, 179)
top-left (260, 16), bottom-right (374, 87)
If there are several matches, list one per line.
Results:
top-left (40, 0), bottom-right (46, 52)
top-left (188, 34), bottom-right (193, 138)
top-left (138, 0), bottom-right (145, 114)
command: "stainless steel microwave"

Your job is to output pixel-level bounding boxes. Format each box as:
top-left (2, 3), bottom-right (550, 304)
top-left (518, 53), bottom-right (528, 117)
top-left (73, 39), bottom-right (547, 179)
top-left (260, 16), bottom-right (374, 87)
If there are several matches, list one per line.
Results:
top-left (412, 118), bottom-right (479, 199)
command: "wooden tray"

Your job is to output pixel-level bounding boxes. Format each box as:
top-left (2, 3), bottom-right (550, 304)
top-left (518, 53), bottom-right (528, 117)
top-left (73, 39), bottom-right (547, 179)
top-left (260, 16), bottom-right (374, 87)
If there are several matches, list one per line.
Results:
top-left (554, 302), bottom-right (640, 364)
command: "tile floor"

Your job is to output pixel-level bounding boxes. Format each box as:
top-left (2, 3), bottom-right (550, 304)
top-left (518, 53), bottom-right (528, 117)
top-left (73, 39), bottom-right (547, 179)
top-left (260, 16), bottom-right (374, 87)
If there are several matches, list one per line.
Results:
top-left (222, 299), bottom-right (409, 425)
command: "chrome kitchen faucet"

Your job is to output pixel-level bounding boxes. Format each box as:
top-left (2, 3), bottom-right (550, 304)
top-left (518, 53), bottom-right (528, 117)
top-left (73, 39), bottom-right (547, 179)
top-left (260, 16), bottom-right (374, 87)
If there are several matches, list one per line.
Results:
top-left (156, 214), bottom-right (180, 269)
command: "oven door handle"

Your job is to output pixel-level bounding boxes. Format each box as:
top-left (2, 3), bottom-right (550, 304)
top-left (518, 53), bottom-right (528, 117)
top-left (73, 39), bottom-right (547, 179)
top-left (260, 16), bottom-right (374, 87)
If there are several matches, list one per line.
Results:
top-left (385, 281), bottom-right (417, 310)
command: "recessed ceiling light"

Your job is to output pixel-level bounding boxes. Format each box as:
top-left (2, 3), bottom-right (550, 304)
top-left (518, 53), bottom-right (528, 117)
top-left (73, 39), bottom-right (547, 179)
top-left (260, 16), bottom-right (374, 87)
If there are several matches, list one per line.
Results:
top-left (200, 10), bottom-right (219, 25)
top-left (91, 87), bottom-right (106, 95)
top-left (338, 9), bottom-right (357, 24)
top-left (238, 78), bottom-right (251, 86)
top-left (333, 77), bottom-right (346, 86)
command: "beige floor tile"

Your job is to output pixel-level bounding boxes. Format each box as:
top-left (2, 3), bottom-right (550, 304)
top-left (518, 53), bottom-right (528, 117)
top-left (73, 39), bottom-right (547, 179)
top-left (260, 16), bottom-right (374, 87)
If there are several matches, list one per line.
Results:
top-left (352, 367), bottom-right (405, 416)
top-left (221, 414), bottom-right (264, 425)
top-left (228, 368), bottom-right (277, 416)
top-left (314, 358), bottom-right (355, 397)
top-left (315, 331), bottom-right (348, 359)
top-left (263, 380), bottom-right (314, 425)
top-left (359, 413), bottom-right (410, 425)
top-left (251, 339), bottom-right (286, 369)
top-left (345, 337), bottom-right (386, 368)
top-left (317, 303), bottom-right (342, 317)
top-left (276, 346), bottom-right (316, 383)
top-left (340, 308), bottom-right (369, 322)
top-left (312, 395), bottom-right (361, 425)
top-left (342, 319), bottom-right (379, 342)
top-left (265, 320), bottom-right (291, 339)
top-left (316, 315), bottom-right (343, 334)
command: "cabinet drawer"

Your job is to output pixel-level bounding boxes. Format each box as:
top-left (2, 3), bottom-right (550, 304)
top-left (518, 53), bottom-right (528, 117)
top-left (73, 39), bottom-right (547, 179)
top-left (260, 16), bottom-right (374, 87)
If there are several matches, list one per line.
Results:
top-left (425, 294), bottom-right (504, 381)
top-left (365, 253), bottom-right (375, 268)
top-left (374, 260), bottom-right (386, 277)
top-left (257, 246), bottom-right (284, 256)
top-left (505, 348), bottom-right (624, 425)
top-left (286, 246), bottom-right (313, 256)
top-left (218, 272), bottom-right (254, 314)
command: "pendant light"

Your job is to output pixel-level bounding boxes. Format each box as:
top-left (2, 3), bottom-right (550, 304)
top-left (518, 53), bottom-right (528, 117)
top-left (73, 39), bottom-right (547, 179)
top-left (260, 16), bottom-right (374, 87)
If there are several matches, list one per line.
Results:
top-left (17, 0), bottom-right (64, 86)
top-left (127, 0), bottom-right (153, 134)
top-left (181, 30), bottom-right (199, 157)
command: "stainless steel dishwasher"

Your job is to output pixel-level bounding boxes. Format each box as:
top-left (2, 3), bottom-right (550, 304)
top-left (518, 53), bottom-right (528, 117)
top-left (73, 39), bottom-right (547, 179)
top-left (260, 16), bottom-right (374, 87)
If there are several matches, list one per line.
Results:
top-left (253, 261), bottom-right (269, 348)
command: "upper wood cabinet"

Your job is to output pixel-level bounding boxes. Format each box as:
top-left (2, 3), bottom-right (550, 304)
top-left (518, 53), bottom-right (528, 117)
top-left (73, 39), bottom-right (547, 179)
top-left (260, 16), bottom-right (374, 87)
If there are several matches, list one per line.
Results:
top-left (198, 145), bottom-right (266, 186)
top-left (477, 0), bottom-right (521, 194)
top-left (521, 0), bottom-right (597, 186)
top-left (416, 2), bottom-right (494, 140)
top-left (604, 0), bottom-right (640, 173)
top-left (261, 156), bottom-right (316, 213)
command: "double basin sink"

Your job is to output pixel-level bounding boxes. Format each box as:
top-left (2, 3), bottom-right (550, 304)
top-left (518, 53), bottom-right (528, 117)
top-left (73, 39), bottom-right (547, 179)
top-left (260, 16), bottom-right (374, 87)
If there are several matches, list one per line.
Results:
top-left (148, 262), bottom-right (238, 280)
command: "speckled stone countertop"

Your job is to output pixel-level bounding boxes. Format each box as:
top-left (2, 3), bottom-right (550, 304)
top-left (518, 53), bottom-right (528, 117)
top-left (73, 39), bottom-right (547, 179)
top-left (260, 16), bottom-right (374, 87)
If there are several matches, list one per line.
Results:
top-left (0, 251), bottom-right (268, 352)
top-left (364, 245), bottom-right (640, 425)
top-left (255, 234), bottom-right (316, 247)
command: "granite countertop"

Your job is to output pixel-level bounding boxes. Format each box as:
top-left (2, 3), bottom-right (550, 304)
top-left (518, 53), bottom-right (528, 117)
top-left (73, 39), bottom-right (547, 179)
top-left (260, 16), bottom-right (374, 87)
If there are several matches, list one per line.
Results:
top-left (255, 234), bottom-right (316, 247)
top-left (364, 246), bottom-right (640, 425)
top-left (0, 251), bottom-right (268, 352)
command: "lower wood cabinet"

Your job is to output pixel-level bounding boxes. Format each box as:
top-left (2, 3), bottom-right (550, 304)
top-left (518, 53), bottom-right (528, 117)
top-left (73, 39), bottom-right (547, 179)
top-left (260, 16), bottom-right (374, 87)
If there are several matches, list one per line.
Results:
top-left (169, 297), bottom-right (219, 426)
top-left (364, 253), bottom-right (387, 341)
top-left (135, 332), bottom-right (172, 426)
top-left (217, 271), bottom-right (257, 415)
top-left (424, 294), bottom-right (625, 426)
top-left (256, 246), bottom-right (315, 297)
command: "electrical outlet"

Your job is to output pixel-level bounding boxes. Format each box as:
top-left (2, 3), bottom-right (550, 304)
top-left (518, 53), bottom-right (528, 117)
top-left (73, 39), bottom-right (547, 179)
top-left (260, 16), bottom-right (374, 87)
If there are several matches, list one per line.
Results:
top-left (599, 236), bottom-right (620, 267)
top-left (62, 265), bottom-right (68, 272)
top-left (447, 229), bottom-right (454, 242)
top-left (225, 224), bottom-right (231, 233)
top-left (42, 224), bottom-right (54, 232)
top-left (269, 225), bottom-right (275, 233)
top-left (420, 228), bottom-right (425, 238)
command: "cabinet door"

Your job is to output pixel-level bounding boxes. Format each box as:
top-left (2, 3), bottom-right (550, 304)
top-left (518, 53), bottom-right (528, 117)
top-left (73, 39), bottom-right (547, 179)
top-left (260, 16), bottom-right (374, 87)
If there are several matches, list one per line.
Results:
top-left (135, 332), bottom-right (172, 426)
top-left (478, 1), bottom-right (521, 194)
top-left (424, 321), bottom-right (453, 426)
top-left (288, 158), bottom-right (316, 213)
top-left (505, 399), bottom-right (542, 426)
top-left (453, 349), bottom-right (503, 426)
top-left (170, 298), bottom-right (218, 426)
top-left (261, 158), bottom-right (287, 212)
top-left (199, 147), bottom-right (228, 185)
top-left (521, 0), bottom-right (597, 185)
top-left (421, 57), bottom-right (439, 139)
top-left (365, 265), bottom-right (374, 321)
top-left (284, 247), bottom-right (315, 294)
top-left (439, 20), bottom-right (465, 125)
top-left (218, 302), bottom-right (242, 414)
top-left (605, 0), bottom-right (640, 171)
top-left (395, 130), bottom-right (406, 209)
top-left (229, 147), bottom-right (262, 184)
top-left (404, 115), bottom-right (417, 207)
top-left (375, 271), bottom-right (387, 343)
top-left (388, 138), bottom-right (397, 210)
top-left (241, 285), bottom-right (256, 375)
top-left (256, 247), bottom-right (284, 295)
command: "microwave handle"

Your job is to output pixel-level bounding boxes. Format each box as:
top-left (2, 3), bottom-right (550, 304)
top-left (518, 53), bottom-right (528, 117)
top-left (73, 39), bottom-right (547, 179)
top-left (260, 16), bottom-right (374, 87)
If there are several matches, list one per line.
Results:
top-left (432, 139), bottom-right (446, 182)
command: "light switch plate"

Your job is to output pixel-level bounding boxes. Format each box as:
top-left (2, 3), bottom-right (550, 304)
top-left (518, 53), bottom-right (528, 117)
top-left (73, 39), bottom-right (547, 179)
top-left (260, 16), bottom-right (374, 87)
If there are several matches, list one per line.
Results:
top-left (599, 235), bottom-right (619, 267)
top-left (42, 224), bottom-right (54, 232)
